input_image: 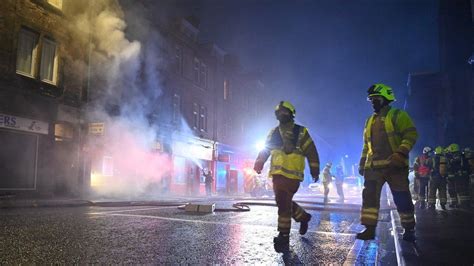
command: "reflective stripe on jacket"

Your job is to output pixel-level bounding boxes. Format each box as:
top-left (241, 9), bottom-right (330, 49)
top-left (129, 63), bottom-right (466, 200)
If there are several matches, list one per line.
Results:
top-left (360, 107), bottom-right (418, 169)
top-left (256, 123), bottom-right (320, 181)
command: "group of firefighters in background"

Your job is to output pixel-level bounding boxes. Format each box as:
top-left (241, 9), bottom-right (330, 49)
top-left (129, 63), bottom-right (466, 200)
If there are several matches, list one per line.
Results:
top-left (413, 144), bottom-right (473, 210)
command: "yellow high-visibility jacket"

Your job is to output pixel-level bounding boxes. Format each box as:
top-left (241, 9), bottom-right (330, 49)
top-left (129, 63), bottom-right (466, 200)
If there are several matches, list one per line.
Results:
top-left (360, 106), bottom-right (418, 169)
top-left (256, 122), bottom-right (319, 181)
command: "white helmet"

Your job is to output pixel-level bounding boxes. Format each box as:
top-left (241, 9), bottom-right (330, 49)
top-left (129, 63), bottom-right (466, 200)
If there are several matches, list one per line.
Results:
top-left (422, 146), bottom-right (432, 154)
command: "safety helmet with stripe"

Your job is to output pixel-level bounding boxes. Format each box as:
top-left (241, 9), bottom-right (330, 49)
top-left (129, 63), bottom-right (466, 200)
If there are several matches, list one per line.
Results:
top-left (367, 83), bottom-right (396, 101)
top-left (434, 146), bottom-right (444, 155)
top-left (275, 101), bottom-right (296, 117)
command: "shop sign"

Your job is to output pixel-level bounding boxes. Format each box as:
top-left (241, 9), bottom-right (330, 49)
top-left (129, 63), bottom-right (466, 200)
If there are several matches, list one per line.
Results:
top-left (0, 113), bottom-right (48, 135)
top-left (88, 122), bottom-right (105, 135)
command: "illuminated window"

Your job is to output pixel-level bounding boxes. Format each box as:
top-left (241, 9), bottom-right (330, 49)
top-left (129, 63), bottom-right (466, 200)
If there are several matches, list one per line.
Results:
top-left (40, 38), bottom-right (58, 84)
top-left (172, 94), bottom-right (181, 123)
top-left (102, 156), bottom-right (114, 176)
top-left (223, 80), bottom-right (230, 100)
top-left (16, 27), bottom-right (59, 85)
top-left (54, 123), bottom-right (74, 141)
top-left (47, 0), bottom-right (62, 9)
top-left (192, 103), bottom-right (199, 129)
top-left (16, 28), bottom-right (38, 77)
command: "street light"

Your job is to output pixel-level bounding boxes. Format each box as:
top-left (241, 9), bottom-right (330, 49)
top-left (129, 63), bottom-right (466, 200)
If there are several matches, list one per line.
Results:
top-left (256, 140), bottom-right (266, 152)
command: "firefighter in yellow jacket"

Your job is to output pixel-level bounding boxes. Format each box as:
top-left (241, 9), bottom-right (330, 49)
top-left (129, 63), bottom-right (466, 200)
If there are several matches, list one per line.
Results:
top-left (357, 84), bottom-right (418, 242)
top-left (254, 101), bottom-right (320, 253)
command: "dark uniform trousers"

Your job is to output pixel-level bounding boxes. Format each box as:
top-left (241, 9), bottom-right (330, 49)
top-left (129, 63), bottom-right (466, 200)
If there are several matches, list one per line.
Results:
top-left (418, 176), bottom-right (430, 202)
top-left (428, 175), bottom-right (447, 205)
top-left (447, 174), bottom-right (470, 206)
top-left (361, 167), bottom-right (415, 230)
top-left (272, 174), bottom-right (310, 234)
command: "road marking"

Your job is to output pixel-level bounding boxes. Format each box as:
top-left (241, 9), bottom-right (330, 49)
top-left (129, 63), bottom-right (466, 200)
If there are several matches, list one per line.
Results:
top-left (343, 239), bottom-right (364, 266)
top-left (88, 206), bottom-right (179, 215)
top-left (91, 212), bottom-right (355, 237)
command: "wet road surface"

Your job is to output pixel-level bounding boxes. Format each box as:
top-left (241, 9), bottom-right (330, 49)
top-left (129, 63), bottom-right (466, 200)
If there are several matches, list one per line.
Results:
top-left (0, 200), bottom-right (369, 264)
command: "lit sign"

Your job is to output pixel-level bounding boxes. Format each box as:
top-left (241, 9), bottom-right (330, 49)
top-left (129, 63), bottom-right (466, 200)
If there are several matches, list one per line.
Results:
top-left (88, 122), bottom-right (105, 135)
top-left (0, 113), bottom-right (49, 135)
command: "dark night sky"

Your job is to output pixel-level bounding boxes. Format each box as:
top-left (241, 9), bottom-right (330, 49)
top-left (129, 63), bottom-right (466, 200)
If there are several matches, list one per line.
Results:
top-left (125, 0), bottom-right (440, 164)
top-left (190, 0), bottom-right (440, 163)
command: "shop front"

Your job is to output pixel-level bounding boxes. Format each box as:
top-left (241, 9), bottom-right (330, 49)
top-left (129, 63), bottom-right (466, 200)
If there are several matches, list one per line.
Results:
top-left (170, 135), bottom-right (215, 196)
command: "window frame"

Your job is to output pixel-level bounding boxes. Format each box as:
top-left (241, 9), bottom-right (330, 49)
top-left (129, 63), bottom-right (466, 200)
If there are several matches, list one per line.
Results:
top-left (47, 0), bottom-right (63, 10)
top-left (16, 27), bottom-right (39, 78)
top-left (39, 37), bottom-right (58, 85)
top-left (193, 57), bottom-right (200, 84)
top-left (192, 103), bottom-right (199, 129)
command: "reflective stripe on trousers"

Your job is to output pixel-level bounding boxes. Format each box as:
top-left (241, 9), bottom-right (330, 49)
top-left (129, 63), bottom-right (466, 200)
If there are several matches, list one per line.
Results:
top-left (273, 175), bottom-right (309, 234)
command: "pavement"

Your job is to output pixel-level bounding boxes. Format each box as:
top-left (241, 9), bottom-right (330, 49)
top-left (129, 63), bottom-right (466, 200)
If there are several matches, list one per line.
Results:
top-left (1, 193), bottom-right (472, 265)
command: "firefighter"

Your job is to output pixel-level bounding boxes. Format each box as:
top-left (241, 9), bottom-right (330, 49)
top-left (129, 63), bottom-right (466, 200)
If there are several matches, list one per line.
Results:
top-left (254, 101), bottom-right (320, 253)
top-left (464, 147), bottom-right (474, 206)
top-left (203, 168), bottom-right (213, 197)
top-left (357, 84), bottom-right (417, 242)
top-left (322, 162), bottom-right (333, 204)
top-left (335, 164), bottom-right (345, 202)
top-left (413, 146), bottom-right (434, 209)
top-left (427, 146), bottom-right (447, 210)
top-left (446, 144), bottom-right (471, 209)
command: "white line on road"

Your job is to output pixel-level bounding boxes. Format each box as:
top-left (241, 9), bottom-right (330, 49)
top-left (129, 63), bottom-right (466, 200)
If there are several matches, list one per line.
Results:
top-left (90, 212), bottom-right (355, 237)
top-left (88, 206), bottom-right (179, 215)
top-left (343, 239), bottom-right (364, 266)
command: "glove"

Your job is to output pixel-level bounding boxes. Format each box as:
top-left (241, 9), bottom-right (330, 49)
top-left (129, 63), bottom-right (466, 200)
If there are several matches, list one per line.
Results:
top-left (358, 157), bottom-right (366, 176)
top-left (254, 160), bottom-right (264, 174)
top-left (358, 166), bottom-right (364, 176)
top-left (388, 152), bottom-right (407, 168)
top-left (310, 167), bottom-right (320, 182)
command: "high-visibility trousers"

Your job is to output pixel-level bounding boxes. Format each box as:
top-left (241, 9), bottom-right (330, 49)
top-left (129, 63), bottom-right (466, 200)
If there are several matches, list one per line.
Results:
top-left (428, 176), bottom-right (447, 205)
top-left (272, 174), bottom-right (310, 234)
top-left (360, 167), bottom-right (415, 230)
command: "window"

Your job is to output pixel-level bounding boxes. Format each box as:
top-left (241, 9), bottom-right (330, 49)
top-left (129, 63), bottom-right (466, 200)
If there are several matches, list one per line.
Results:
top-left (54, 123), bottom-right (73, 141)
top-left (40, 38), bottom-right (58, 84)
top-left (175, 45), bottom-right (182, 74)
top-left (102, 156), bottom-right (114, 176)
top-left (224, 80), bottom-right (229, 100)
top-left (16, 27), bottom-right (59, 85)
top-left (172, 94), bottom-right (181, 123)
top-left (16, 28), bottom-right (38, 77)
top-left (199, 105), bottom-right (207, 132)
top-left (193, 57), bottom-right (200, 83)
top-left (47, 0), bottom-right (63, 9)
top-left (192, 103), bottom-right (199, 129)
top-left (200, 63), bottom-right (207, 88)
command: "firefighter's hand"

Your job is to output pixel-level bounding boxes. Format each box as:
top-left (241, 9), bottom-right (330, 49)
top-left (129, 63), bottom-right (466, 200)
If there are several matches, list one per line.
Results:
top-left (388, 152), bottom-right (407, 168)
top-left (254, 161), bottom-right (264, 174)
top-left (310, 167), bottom-right (319, 182)
top-left (358, 166), bottom-right (364, 176)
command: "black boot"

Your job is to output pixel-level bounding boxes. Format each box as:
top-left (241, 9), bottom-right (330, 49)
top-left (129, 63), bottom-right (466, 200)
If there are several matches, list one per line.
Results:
top-left (402, 229), bottom-right (416, 242)
top-left (356, 226), bottom-right (376, 240)
top-left (273, 233), bottom-right (289, 253)
top-left (440, 203), bottom-right (446, 210)
top-left (299, 214), bottom-right (312, 235)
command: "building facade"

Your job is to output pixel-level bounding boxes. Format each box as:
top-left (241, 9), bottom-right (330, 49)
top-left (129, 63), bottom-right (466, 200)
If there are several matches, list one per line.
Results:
top-left (0, 0), bottom-right (88, 196)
